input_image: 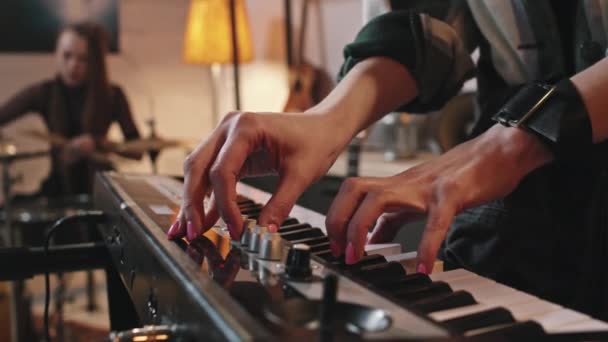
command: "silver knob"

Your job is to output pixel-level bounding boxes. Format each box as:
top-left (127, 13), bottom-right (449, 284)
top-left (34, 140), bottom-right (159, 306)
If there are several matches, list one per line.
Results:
top-left (258, 232), bottom-right (283, 260)
top-left (239, 219), bottom-right (257, 246)
top-left (248, 225), bottom-right (268, 252)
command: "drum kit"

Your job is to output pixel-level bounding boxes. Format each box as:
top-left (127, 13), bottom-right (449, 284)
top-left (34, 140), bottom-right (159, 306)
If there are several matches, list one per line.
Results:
top-left (0, 127), bottom-right (193, 341)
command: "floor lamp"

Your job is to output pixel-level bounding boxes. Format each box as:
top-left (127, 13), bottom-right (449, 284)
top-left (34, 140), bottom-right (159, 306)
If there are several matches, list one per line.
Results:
top-left (183, 0), bottom-right (253, 127)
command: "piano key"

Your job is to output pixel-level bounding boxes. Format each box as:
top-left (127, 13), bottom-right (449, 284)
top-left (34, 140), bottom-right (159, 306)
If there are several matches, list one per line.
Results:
top-left (281, 217), bottom-right (299, 226)
top-left (314, 250), bottom-right (338, 261)
top-left (236, 198), bottom-right (254, 205)
top-left (429, 268), bottom-right (477, 282)
top-left (393, 281), bottom-right (452, 303)
top-left (241, 207), bottom-right (263, 216)
top-left (280, 228), bottom-right (325, 241)
top-left (552, 319), bottom-right (608, 333)
top-left (532, 308), bottom-right (591, 333)
top-left (507, 300), bottom-right (562, 321)
top-left (430, 303), bottom-right (497, 321)
top-left (442, 274), bottom-right (496, 292)
top-left (288, 236), bottom-right (329, 246)
top-left (238, 202), bottom-right (260, 210)
top-left (278, 223), bottom-right (312, 233)
top-left (442, 307), bottom-right (515, 334)
top-left (412, 290), bottom-right (477, 314)
top-left (350, 261), bottom-right (407, 284)
top-left (308, 242), bottom-right (331, 254)
top-left (332, 254), bottom-right (387, 270)
top-left (371, 273), bottom-right (432, 290)
top-left (469, 321), bottom-right (546, 339)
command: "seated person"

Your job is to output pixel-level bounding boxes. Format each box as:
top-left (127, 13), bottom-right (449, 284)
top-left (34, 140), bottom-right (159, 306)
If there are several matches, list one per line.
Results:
top-left (0, 22), bottom-right (141, 197)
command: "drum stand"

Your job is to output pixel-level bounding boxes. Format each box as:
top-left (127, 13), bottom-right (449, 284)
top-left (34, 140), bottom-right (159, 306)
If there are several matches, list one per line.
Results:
top-left (2, 156), bottom-right (26, 342)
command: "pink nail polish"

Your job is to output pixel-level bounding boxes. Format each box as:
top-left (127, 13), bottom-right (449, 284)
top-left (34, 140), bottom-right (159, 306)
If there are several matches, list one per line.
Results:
top-left (345, 242), bottom-right (357, 264)
top-left (167, 221), bottom-right (178, 238)
top-left (330, 240), bottom-right (342, 257)
top-left (268, 223), bottom-right (278, 233)
top-left (187, 221), bottom-right (198, 241)
top-left (417, 263), bottom-right (428, 275)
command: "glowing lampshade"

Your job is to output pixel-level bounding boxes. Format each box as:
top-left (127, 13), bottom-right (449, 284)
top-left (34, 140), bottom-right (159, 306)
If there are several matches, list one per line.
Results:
top-left (183, 0), bottom-right (254, 65)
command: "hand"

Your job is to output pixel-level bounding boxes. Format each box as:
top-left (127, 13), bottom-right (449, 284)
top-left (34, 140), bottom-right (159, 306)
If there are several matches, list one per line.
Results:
top-left (168, 111), bottom-right (349, 242)
top-left (325, 124), bottom-right (553, 271)
top-left (60, 134), bottom-right (96, 164)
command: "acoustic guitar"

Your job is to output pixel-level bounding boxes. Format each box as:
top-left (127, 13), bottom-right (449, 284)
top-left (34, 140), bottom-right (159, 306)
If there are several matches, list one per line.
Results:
top-left (283, 0), bottom-right (330, 112)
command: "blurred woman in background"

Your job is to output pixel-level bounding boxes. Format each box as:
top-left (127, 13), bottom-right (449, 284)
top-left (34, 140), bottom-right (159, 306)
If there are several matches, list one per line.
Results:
top-left (0, 22), bottom-right (141, 197)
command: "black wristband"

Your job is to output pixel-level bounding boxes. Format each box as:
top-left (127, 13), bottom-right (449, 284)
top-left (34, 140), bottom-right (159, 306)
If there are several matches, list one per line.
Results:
top-left (493, 79), bottom-right (592, 159)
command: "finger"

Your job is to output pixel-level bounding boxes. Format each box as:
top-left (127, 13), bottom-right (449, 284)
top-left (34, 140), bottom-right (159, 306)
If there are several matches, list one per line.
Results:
top-left (257, 165), bottom-right (309, 231)
top-left (345, 193), bottom-right (386, 264)
top-left (325, 178), bottom-right (370, 256)
top-left (167, 220), bottom-right (186, 240)
top-left (181, 133), bottom-right (225, 240)
top-left (209, 134), bottom-right (253, 240)
top-left (416, 202), bottom-right (455, 274)
top-left (201, 192), bottom-right (220, 232)
top-left (368, 211), bottom-right (423, 244)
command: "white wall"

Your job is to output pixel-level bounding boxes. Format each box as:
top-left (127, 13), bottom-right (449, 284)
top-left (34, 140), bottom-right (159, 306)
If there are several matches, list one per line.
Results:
top-left (0, 0), bottom-right (364, 196)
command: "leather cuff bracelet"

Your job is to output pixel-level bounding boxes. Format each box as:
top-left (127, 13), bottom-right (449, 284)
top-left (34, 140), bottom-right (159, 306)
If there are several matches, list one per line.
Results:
top-left (492, 79), bottom-right (592, 159)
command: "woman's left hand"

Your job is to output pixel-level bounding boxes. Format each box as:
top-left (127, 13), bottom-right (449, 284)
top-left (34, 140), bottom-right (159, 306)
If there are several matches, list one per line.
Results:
top-left (61, 134), bottom-right (96, 164)
top-left (325, 125), bottom-right (553, 272)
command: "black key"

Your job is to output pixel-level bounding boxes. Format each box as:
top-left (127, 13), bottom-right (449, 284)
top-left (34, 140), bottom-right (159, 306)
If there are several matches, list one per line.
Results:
top-left (412, 290), bottom-right (477, 314)
top-left (443, 307), bottom-right (514, 333)
top-left (473, 321), bottom-right (546, 340)
top-left (238, 202), bottom-right (260, 211)
top-left (315, 250), bottom-right (338, 261)
top-left (289, 236), bottom-right (329, 246)
top-left (237, 196), bottom-right (253, 204)
top-left (281, 217), bottom-right (299, 226)
top-left (393, 281), bottom-right (452, 302)
top-left (241, 207), bottom-right (263, 215)
top-left (333, 254), bottom-right (387, 271)
top-left (246, 213), bottom-right (260, 220)
top-left (278, 223), bottom-right (312, 233)
top-left (350, 261), bottom-right (406, 284)
top-left (370, 273), bottom-right (430, 290)
top-left (281, 228), bottom-right (325, 241)
top-left (309, 242), bottom-right (331, 253)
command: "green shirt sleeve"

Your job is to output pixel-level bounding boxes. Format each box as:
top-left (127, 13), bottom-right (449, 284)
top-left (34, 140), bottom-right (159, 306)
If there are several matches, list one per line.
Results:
top-left (338, 10), bottom-right (476, 113)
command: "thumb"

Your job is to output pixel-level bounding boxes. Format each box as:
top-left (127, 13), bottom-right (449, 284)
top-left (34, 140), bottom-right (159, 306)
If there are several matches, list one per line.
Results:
top-left (416, 203), bottom-right (455, 274)
top-left (258, 171), bottom-right (308, 231)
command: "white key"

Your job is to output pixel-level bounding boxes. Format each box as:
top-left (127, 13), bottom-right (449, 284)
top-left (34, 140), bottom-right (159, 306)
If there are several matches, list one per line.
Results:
top-left (508, 300), bottom-right (562, 321)
top-left (430, 303), bottom-right (497, 321)
top-left (445, 275), bottom-right (496, 291)
top-left (553, 319), bottom-right (608, 333)
top-left (533, 308), bottom-right (590, 332)
top-left (430, 269), bottom-right (477, 282)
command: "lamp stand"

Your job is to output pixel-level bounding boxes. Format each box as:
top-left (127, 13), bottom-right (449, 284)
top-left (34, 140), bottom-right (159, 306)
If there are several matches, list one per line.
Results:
top-left (209, 63), bottom-right (222, 128)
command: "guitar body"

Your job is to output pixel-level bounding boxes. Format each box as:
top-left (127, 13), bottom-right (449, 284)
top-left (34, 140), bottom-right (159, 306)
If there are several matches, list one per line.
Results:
top-left (282, 0), bottom-right (332, 113)
top-left (284, 62), bottom-right (317, 112)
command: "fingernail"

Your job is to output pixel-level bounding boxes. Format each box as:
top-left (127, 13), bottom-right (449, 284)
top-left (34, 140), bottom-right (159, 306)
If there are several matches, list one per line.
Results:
top-left (187, 221), bottom-right (198, 241)
top-left (417, 263), bottom-right (428, 275)
top-left (330, 240), bottom-right (342, 257)
top-left (345, 242), bottom-right (357, 265)
top-left (268, 223), bottom-right (278, 233)
top-left (167, 221), bottom-right (178, 239)
top-left (227, 223), bottom-right (239, 240)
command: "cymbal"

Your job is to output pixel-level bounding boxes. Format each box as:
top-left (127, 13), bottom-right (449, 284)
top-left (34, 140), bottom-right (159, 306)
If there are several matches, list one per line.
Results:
top-left (21, 129), bottom-right (192, 156)
top-left (114, 137), bottom-right (191, 154)
top-left (0, 142), bottom-right (48, 162)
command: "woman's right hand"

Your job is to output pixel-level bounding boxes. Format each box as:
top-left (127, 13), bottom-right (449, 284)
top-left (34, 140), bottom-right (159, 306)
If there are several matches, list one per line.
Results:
top-left (168, 111), bottom-right (350, 241)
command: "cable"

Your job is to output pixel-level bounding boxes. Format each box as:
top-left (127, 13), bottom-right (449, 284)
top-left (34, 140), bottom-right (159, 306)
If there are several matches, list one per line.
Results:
top-left (43, 210), bottom-right (106, 342)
